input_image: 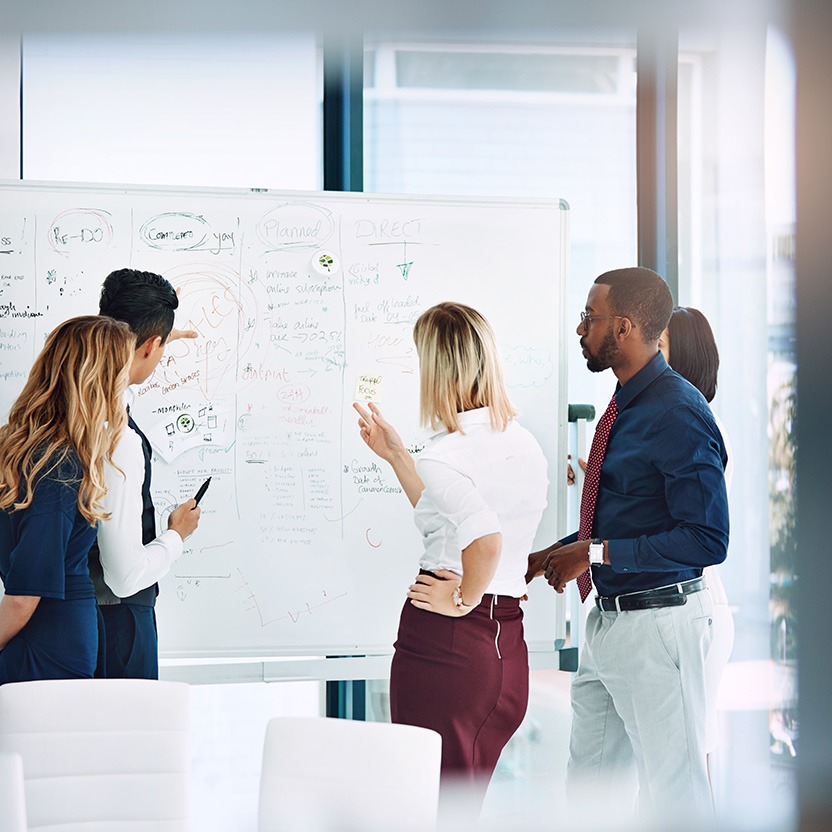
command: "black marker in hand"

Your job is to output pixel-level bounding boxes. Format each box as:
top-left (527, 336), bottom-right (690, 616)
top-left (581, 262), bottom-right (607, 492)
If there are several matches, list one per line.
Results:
top-left (194, 476), bottom-right (212, 506)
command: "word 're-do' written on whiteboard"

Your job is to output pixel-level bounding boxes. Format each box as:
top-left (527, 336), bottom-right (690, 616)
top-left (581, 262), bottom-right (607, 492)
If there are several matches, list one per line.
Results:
top-left (0, 181), bottom-right (569, 659)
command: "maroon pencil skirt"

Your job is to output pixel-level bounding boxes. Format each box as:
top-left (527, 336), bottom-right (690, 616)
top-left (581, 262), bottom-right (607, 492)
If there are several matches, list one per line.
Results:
top-left (390, 593), bottom-right (529, 785)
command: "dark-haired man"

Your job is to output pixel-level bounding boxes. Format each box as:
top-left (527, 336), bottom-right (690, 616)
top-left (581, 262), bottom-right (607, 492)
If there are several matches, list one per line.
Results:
top-left (528, 268), bottom-right (729, 819)
top-left (90, 268), bottom-right (200, 679)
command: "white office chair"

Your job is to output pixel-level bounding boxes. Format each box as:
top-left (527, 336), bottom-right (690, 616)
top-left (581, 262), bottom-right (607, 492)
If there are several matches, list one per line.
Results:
top-left (258, 716), bottom-right (442, 832)
top-left (0, 678), bottom-right (190, 831)
top-left (0, 751), bottom-right (28, 832)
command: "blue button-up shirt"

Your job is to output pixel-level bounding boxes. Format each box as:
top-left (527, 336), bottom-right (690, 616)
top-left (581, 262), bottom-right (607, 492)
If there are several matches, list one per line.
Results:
top-left (564, 352), bottom-right (729, 597)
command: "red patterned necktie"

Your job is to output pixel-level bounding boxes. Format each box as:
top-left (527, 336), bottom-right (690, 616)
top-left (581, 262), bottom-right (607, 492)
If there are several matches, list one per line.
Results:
top-left (577, 394), bottom-right (619, 602)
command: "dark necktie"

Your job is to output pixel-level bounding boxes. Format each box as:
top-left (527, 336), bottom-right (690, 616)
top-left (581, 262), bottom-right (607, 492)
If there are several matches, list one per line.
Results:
top-left (577, 394), bottom-right (619, 602)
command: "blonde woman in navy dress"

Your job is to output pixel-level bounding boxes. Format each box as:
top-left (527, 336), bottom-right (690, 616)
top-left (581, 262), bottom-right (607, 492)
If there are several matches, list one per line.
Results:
top-left (354, 301), bottom-right (548, 814)
top-left (0, 316), bottom-right (134, 684)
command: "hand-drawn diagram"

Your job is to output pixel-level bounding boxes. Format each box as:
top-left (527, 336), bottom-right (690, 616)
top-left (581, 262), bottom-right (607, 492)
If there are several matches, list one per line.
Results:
top-left (236, 568), bottom-right (348, 628)
top-left (0, 185), bottom-right (565, 657)
top-left (353, 216), bottom-right (429, 282)
top-left (156, 262), bottom-right (264, 399)
top-left (502, 344), bottom-right (555, 388)
top-left (143, 394), bottom-right (233, 462)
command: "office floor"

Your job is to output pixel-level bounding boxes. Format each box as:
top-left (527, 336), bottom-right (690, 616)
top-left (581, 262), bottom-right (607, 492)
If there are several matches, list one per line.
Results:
top-left (188, 664), bottom-right (796, 832)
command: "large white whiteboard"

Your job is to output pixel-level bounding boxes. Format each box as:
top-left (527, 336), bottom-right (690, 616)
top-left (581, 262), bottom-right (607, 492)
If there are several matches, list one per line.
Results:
top-left (0, 181), bottom-right (568, 658)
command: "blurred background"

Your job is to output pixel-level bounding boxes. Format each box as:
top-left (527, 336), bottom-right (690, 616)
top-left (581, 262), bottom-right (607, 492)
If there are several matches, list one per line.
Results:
top-left (0, 1), bottom-right (827, 829)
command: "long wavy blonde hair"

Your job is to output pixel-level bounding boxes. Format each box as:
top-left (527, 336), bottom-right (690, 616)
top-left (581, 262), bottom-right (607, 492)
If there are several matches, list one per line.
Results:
top-left (413, 301), bottom-right (517, 434)
top-left (0, 315), bottom-right (134, 525)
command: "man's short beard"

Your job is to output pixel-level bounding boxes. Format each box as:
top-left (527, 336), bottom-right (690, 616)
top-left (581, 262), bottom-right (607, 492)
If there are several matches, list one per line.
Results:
top-left (586, 329), bottom-right (618, 373)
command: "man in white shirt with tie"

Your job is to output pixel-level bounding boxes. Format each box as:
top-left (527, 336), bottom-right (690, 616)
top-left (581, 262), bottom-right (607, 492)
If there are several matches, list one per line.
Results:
top-left (89, 268), bottom-right (201, 679)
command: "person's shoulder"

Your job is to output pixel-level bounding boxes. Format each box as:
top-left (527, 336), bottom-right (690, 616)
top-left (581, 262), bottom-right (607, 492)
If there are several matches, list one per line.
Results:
top-left (647, 372), bottom-right (722, 439)
top-left (506, 417), bottom-right (542, 444)
top-left (650, 368), bottom-right (708, 412)
top-left (39, 447), bottom-right (82, 483)
top-left (415, 423), bottom-right (485, 476)
top-left (29, 448), bottom-right (82, 513)
top-left (111, 423), bottom-right (144, 464)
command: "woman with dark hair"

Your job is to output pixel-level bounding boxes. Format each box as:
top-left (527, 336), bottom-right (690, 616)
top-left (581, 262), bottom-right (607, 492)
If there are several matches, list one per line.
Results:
top-left (660, 307), bottom-right (719, 402)
top-left (659, 307), bottom-right (734, 779)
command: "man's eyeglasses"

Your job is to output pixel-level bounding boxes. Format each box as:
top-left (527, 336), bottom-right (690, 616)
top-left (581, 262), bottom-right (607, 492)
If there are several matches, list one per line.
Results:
top-left (579, 312), bottom-right (621, 330)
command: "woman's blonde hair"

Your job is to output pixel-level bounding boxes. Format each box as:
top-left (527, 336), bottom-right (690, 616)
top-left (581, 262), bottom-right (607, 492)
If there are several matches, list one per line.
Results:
top-left (413, 302), bottom-right (517, 434)
top-left (0, 315), bottom-right (134, 525)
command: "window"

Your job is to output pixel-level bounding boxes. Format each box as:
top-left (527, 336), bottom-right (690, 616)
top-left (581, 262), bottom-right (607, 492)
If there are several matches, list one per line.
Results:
top-left (22, 34), bottom-right (322, 189)
top-left (678, 24), bottom-right (797, 827)
top-left (365, 36), bottom-right (638, 434)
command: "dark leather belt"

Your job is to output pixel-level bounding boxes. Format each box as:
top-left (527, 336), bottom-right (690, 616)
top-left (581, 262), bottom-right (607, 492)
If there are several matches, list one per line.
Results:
top-left (595, 577), bottom-right (705, 612)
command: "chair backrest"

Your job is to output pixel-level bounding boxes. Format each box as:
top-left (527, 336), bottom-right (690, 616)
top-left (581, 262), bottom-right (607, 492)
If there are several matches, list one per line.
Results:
top-left (258, 716), bottom-right (442, 832)
top-left (0, 678), bottom-right (190, 832)
top-left (0, 751), bottom-right (28, 832)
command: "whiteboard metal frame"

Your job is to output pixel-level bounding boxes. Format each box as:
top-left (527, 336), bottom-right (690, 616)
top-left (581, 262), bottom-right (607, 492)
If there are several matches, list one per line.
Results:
top-left (159, 649), bottom-right (563, 685)
top-left (0, 179), bottom-right (572, 670)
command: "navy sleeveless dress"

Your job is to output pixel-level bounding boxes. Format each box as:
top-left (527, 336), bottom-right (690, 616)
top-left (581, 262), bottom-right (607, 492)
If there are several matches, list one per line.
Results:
top-left (0, 452), bottom-right (98, 684)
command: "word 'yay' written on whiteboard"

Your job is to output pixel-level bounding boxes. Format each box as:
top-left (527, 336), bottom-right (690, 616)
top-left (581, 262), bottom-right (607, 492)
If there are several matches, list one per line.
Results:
top-left (139, 212), bottom-right (240, 255)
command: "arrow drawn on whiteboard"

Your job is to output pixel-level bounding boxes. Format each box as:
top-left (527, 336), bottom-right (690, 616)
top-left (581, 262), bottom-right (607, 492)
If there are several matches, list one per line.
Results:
top-left (199, 541), bottom-right (234, 553)
top-left (396, 261), bottom-right (414, 280)
top-left (236, 568), bottom-right (348, 627)
top-left (323, 499), bottom-right (362, 523)
top-left (376, 356), bottom-right (415, 373)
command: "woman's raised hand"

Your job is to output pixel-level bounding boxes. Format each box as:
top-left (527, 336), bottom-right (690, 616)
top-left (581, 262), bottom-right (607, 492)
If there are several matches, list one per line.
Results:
top-left (353, 402), bottom-right (407, 464)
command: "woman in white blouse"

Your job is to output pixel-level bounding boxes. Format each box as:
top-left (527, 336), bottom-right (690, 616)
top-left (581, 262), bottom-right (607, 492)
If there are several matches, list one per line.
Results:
top-left (354, 301), bottom-right (548, 814)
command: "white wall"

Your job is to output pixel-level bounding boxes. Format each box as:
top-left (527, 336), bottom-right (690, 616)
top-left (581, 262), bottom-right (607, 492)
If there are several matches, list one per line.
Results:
top-left (21, 34), bottom-right (321, 190)
top-left (0, 35), bottom-right (20, 179)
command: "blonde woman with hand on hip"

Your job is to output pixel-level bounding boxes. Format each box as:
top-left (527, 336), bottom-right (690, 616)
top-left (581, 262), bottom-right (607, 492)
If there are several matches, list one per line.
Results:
top-left (354, 301), bottom-right (548, 817)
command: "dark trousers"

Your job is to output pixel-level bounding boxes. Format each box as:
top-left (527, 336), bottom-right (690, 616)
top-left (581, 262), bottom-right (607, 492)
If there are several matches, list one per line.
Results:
top-left (95, 603), bottom-right (159, 680)
top-left (390, 594), bottom-right (529, 813)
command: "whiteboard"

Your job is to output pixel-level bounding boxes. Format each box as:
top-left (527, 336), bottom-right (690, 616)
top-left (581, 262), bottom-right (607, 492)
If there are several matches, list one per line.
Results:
top-left (0, 181), bottom-right (569, 658)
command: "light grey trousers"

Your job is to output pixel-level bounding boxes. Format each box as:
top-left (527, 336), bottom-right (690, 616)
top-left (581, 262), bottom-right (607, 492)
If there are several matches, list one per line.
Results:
top-left (566, 588), bottom-right (714, 821)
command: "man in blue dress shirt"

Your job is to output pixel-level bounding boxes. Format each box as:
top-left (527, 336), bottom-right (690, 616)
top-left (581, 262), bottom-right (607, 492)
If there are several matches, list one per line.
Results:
top-left (529, 267), bottom-right (729, 820)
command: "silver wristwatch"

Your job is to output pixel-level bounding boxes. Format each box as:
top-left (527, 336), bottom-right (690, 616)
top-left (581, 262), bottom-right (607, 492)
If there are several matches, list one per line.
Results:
top-left (589, 538), bottom-right (605, 566)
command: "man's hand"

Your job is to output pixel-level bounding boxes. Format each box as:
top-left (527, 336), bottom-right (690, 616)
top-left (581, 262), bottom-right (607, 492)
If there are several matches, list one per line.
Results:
top-left (167, 498), bottom-right (201, 540)
top-left (168, 328), bottom-right (198, 342)
top-left (169, 288), bottom-right (198, 342)
top-left (566, 455), bottom-right (587, 486)
top-left (543, 541), bottom-right (592, 593)
top-left (526, 542), bottom-right (564, 584)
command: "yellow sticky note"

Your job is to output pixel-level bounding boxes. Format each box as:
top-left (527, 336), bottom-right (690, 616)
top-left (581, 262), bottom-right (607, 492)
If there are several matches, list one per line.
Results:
top-left (355, 373), bottom-right (383, 402)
